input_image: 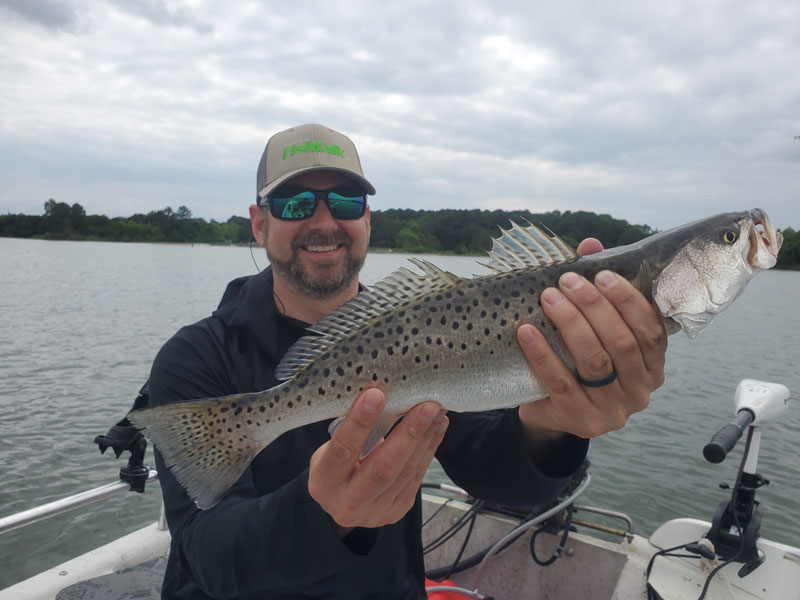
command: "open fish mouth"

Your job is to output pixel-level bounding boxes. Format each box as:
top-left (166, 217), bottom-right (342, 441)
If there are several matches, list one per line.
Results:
top-left (746, 208), bottom-right (782, 269)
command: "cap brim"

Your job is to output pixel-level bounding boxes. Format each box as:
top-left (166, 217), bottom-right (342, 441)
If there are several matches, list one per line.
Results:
top-left (258, 166), bottom-right (376, 201)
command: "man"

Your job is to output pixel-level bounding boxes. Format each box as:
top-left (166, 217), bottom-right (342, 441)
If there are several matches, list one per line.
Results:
top-left (149, 123), bottom-right (666, 599)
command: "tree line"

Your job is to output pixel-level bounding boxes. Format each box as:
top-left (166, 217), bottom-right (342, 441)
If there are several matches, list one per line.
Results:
top-left (1, 199), bottom-right (798, 269)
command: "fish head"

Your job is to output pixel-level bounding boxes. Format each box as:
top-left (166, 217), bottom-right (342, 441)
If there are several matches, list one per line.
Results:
top-left (652, 208), bottom-right (781, 338)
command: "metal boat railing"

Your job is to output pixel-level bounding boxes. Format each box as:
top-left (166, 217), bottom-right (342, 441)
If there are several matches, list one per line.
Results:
top-left (0, 471), bottom-right (162, 536)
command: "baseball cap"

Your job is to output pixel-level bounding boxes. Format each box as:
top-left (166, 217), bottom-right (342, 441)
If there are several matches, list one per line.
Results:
top-left (256, 123), bottom-right (376, 204)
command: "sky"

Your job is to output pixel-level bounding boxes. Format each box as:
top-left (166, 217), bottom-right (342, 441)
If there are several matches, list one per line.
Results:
top-left (1, 0), bottom-right (798, 231)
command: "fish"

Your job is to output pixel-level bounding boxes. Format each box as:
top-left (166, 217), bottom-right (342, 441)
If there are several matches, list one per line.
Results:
top-left (128, 208), bottom-right (782, 509)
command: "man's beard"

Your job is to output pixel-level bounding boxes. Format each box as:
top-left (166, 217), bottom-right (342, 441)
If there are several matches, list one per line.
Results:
top-left (267, 231), bottom-right (365, 300)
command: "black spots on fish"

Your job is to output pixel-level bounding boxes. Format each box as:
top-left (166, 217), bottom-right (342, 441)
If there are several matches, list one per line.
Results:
top-left (447, 341), bottom-right (454, 349)
top-left (433, 364), bottom-right (439, 370)
top-left (436, 337), bottom-right (443, 345)
top-left (425, 336), bottom-right (432, 345)
top-left (504, 301), bottom-right (511, 310)
top-left (396, 325), bottom-right (404, 334)
top-left (411, 327), bottom-right (419, 335)
top-left (330, 380), bottom-right (337, 388)
top-left (346, 360), bottom-right (353, 368)
top-left (461, 343), bottom-right (467, 350)
top-left (394, 340), bottom-right (401, 347)
top-left (220, 406), bottom-right (229, 413)
top-left (492, 312), bottom-right (498, 320)
top-left (454, 305), bottom-right (463, 313)
top-left (428, 305), bottom-right (438, 313)
top-left (401, 375), bottom-right (408, 381)
top-left (336, 366), bottom-right (345, 377)
top-left (482, 290), bottom-right (489, 298)
top-left (528, 306), bottom-right (534, 314)
top-left (446, 292), bottom-right (453, 299)
top-left (362, 328), bottom-right (370, 336)
top-left (356, 365), bottom-right (363, 375)
top-left (426, 317), bottom-right (433, 326)
top-left (234, 406), bottom-right (243, 416)
top-left (511, 290), bottom-right (520, 298)
top-left (480, 310), bottom-right (487, 318)
top-left (500, 319), bottom-right (507, 327)
top-left (387, 346), bottom-right (394, 356)
top-left (387, 327), bottom-right (394, 335)
top-left (452, 321), bottom-right (460, 330)
top-left (412, 304), bottom-right (422, 311)
top-left (298, 378), bottom-right (309, 389)
top-left (373, 331), bottom-right (384, 339)
top-left (539, 320), bottom-right (547, 329)
top-left (415, 356), bottom-right (421, 363)
top-left (435, 294), bottom-right (443, 301)
top-left (514, 313), bottom-right (520, 321)
top-left (440, 316), bottom-right (447, 326)
top-left (402, 345), bottom-right (409, 355)
top-left (466, 323), bottom-right (473, 332)
top-left (371, 349), bottom-right (378, 359)
top-left (484, 327), bottom-right (491, 336)
top-left (356, 345), bottom-right (364, 354)
top-left (323, 368), bottom-right (330, 377)
top-left (446, 302), bottom-right (452, 310)
top-left (318, 387), bottom-right (325, 396)
top-left (341, 346), bottom-right (350, 355)
top-left (493, 297), bottom-right (501, 306)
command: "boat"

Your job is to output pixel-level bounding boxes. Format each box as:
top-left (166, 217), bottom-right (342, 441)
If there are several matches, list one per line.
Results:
top-left (1, 379), bottom-right (797, 600)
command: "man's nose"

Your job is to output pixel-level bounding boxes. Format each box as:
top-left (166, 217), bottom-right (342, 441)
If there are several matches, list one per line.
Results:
top-left (306, 198), bottom-right (337, 228)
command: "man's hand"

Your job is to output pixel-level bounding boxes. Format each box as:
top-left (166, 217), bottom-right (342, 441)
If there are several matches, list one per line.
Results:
top-left (517, 238), bottom-right (667, 440)
top-left (308, 390), bottom-right (448, 535)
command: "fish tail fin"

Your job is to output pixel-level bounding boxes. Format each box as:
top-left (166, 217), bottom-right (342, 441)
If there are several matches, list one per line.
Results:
top-left (128, 391), bottom-right (273, 509)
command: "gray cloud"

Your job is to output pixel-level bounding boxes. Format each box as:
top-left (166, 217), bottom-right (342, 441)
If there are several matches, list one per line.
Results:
top-left (0, 0), bottom-right (82, 31)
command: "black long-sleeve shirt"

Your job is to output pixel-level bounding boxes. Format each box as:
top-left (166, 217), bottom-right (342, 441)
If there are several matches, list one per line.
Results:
top-left (149, 268), bottom-right (588, 599)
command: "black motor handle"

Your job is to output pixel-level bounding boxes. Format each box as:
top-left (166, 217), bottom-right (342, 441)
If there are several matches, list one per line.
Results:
top-left (703, 409), bottom-right (755, 464)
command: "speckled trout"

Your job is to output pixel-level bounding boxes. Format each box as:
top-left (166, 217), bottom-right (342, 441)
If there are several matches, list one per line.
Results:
top-left (129, 208), bottom-right (781, 509)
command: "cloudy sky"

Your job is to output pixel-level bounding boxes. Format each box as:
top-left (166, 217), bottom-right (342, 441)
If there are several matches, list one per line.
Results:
top-left (1, 0), bottom-right (798, 230)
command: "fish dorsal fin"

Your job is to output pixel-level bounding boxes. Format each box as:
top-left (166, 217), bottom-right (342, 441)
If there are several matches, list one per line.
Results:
top-left (479, 220), bottom-right (578, 274)
top-left (274, 258), bottom-right (463, 381)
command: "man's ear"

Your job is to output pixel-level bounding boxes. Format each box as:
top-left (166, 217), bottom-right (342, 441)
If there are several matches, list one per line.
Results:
top-left (249, 204), bottom-right (267, 247)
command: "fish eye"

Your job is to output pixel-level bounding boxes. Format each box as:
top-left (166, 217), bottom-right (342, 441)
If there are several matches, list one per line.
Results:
top-left (720, 229), bottom-right (738, 244)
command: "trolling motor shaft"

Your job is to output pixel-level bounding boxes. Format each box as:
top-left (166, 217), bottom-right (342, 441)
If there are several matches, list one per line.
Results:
top-left (703, 379), bottom-right (789, 577)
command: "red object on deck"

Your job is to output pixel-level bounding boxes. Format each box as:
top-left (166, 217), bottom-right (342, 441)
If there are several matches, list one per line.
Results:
top-left (425, 577), bottom-right (471, 599)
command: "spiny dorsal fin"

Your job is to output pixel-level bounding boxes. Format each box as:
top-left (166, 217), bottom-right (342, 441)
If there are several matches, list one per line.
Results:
top-left (274, 258), bottom-right (463, 380)
top-left (479, 220), bottom-right (578, 274)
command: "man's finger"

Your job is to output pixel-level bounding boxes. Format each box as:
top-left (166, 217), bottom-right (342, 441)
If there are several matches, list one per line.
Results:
top-left (349, 401), bottom-right (441, 503)
top-left (594, 270), bottom-right (667, 382)
top-left (315, 388), bottom-right (386, 486)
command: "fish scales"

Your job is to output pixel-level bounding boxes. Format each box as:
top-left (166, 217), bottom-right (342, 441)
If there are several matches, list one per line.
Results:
top-left (129, 208), bottom-right (782, 509)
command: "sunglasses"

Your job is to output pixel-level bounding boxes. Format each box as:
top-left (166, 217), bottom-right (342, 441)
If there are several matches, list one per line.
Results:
top-left (264, 185), bottom-right (367, 221)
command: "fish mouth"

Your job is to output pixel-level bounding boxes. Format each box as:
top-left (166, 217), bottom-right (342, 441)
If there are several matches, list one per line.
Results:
top-left (746, 208), bottom-right (781, 268)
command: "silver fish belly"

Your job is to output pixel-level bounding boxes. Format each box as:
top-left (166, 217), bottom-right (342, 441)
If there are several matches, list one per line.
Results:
top-left (129, 208), bottom-right (781, 508)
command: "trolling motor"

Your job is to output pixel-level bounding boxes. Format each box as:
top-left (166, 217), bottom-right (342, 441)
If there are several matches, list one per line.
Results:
top-left (93, 381), bottom-right (151, 493)
top-left (702, 379), bottom-right (790, 577)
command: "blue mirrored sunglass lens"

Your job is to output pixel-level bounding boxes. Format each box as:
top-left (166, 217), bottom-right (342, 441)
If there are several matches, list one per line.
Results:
top-left (327, 194), bottom-right (366, 219)
top-left (271, 192), bottom-right (316, 219)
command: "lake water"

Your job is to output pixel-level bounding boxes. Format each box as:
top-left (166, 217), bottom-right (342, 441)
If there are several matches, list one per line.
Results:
top-left (1, 237), bottom-right (799, 589)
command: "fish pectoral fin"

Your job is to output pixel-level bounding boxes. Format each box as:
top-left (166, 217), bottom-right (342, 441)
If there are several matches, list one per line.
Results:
top-left (326, 411), bottom-right (402, 460)
top-left (360, 411), bottom-right (402, 459)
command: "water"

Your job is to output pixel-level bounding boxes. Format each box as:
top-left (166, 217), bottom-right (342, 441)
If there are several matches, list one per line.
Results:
top-left (1, 237), bottom-right (799, 589)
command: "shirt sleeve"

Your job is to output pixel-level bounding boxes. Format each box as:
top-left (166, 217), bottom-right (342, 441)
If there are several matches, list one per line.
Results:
top-left (149, 326), bottom-right (375, 598)
top-left (435, 408), bottom-right (589, 508)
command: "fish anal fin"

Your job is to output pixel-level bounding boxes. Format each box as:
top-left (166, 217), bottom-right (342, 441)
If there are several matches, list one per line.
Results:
top-left (327, 411), bottom-right (402, 460)
top-left (359, 411), bottom-right (402, 459)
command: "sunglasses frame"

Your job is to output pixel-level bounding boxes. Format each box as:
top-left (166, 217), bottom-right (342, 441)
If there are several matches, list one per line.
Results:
top-left (263, 187), bottom-right (367, 221)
